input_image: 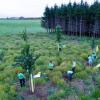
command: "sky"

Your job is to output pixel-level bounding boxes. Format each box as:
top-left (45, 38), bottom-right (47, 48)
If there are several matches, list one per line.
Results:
top-left (0, 0), bottom-right (96, 18)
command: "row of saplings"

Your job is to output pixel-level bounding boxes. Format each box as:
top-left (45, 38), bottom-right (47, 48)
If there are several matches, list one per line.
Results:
top-left (16, 44), bottom-right (97, 89)
top-left (15, 30), bottom-right (99, 100)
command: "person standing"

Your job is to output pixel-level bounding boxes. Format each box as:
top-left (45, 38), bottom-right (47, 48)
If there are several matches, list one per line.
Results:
top-left (48, 61), bottom-right (54, 70)
top-left (88, 55), bottom-right (93, 66)
top-left (91, 52), bottom-right (96, 62)
top-left (72, 61), bottom-right (76, 73)
top-left (17, 72), bottom-right (25, 87)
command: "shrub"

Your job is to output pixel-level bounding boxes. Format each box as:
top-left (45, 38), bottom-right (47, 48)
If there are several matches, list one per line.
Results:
top-left (35, 57), bottom-right (45, 66)
top-left (0, 92), bottom-right (10, 100)
top-left (14, 67), bottom-right (25, 74)
top-left (57, 79), bottom-right (66, 88)
top-left (91, 89), bottom-right (100, 99)
top-left (46, 70), bottom-right (53, 79)
top-left (34, 78), bottom-right (46, 85)
top-left (0, 84), bottom-right (4, 92)
top-left (0, 66), bottom-right (5, 71)
top-left (56, 56), bottom-right (62, 66)
top-left (48, 89), bottom-right (65, 100)
top-left (55, 66), bottom-right (67, 73)
top-left (10, 85), bottom-right (17, 97)
top-left (80, 53), bottom-right (88, 60)
top-left (85, 68), bottom-right (93, 74)
top-left (96, 75), bottom-right (100, 85)
top-left (35, 65), bottom-right (47, 72)
top-left (75, 71), bottom-right (88, 79)
top-left (76, 66), bottom-right (83, 72)
top-left (0, 73), bottom-right (7, 81)
top-left (78, 95), bottom-right (92, 100)
top-left (51, 76), bottom-right (60, 85)
top-left (0, 49), bottom-right (5, 62)
top-left (55, 89), bottom-right (65, 98)
top-left (51, 71), bottom-right (62, 78)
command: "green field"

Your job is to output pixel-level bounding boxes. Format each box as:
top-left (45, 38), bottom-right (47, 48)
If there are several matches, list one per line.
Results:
top-left (0, 19), bottom-right (46, 34)
top-left (0, 20), bottom-right (100, 100)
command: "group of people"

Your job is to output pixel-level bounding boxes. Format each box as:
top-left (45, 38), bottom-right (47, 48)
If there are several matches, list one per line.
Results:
top-left (18, 53), bottom-right (97, 87)
top-left (88, 51), bottom-right (96, 66)
top-left (48, 60), bottom-right (76, 82)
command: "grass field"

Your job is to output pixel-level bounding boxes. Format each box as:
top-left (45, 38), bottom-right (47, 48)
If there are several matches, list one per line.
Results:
top-left (0, 19), bottom-right (46, 34)
top-left (0, 19), bottom-right (100, 100)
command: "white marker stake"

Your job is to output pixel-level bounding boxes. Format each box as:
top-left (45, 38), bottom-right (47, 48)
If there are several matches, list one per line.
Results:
top-left (31, 74), bottom-right (34, 93)
top-left (58, 43), bottom-right (59, 51)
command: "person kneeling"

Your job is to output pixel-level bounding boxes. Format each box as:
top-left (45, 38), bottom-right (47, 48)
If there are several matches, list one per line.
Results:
top-left (48, 61), bottom-right (54, 71)
top-left (67, 70), bottom-right (73, 82)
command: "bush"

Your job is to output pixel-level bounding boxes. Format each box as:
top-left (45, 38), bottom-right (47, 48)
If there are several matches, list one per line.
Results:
top-left (78, 95), bottom-right (92, 100)
top-left (55, 66), bottom-right (67, 73)
top-left (85, 68), bottom-right (93, 74)
top-left (35, 65), bottom-right (47, 72)
top-left (0, 66), bottom-right (5, 71)
top-left (34, 78), bottom-right (46, 85)
top-left (91, 89), bottom-right (100, 99)
top-left (76, 66), bottom-right (83, 72)
top-left (48, 89), bottom-right (65, 100)
top-left (96, 75), bottom-right (100, 85)
top-left (0, 92), bottom-right (10, 100)
top-left (51, 71), bottom-right (62, 78)
top-left (10, 85), bottom-right (17, 97)
top-left (14, 67), bottom-right (25, 74)
top-left (0, 73), bottom-right (7, 81)
top-left (0, 49), bottom-right (5, 62)
top-left (51, 76), bottom-right (60, 85)
top-left (75, 71), bottom-right (88, 79)
top-left (80, 53), bottom-right (88, 60)
top-left (57, 79), bottom-right (66, 88)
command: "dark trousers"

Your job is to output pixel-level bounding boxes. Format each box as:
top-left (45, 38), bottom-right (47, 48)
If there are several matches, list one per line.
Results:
top-left (67, 74), bottom-right (72, 81)
top-left (19, 78), bottom-right (25, 87)
top-left (72, 67), bottom-right (75, 73)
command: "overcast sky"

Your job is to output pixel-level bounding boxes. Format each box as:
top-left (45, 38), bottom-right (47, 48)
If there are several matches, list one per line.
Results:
top-left (0, 0), bottom-right (96, 18)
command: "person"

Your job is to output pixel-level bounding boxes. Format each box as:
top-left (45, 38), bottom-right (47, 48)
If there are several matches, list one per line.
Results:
top-left (72, 61), bottom-right (76, 73)
top-left (63, 72), bottom-right (67, 81)
top-left (17, 72), bottom-right (25, 87)
top-left (91, 52), bottom-right (96, 62)
top-left (88, 55), bottom-right (93, 66)
top-left (67, 70), bottom-right (74, 82)
top-left (48, 61), bottom-right (54, 70)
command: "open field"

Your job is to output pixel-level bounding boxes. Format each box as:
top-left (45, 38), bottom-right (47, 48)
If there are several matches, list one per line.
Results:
top-left (0, 19), bottom-right (46, 34)
top-left (0, 19), bottom-right (100, 100)
top-left (0, 30), bottom-right (100, 99)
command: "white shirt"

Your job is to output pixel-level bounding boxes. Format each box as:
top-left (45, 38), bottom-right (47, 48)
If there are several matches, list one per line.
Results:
top-left (88, 56), bottom-right (92, 62)
top-left (72, 61), bottom-right (76, 68)
top-left (67, 71), bottom-right (73, 74)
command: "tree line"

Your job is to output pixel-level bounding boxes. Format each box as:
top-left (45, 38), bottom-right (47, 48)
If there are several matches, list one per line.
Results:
top-left (42, 1), bottom-right (100, 37)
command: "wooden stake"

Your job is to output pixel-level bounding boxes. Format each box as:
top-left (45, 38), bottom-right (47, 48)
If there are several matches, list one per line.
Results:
top-left (30, 74), bottom-right (34, 93)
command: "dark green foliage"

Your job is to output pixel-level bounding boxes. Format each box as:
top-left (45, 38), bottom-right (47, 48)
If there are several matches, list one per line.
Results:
top-left (15, 29), bottom-right (40, 73)
top-left (0, 49), bottom-right (4, 62)
top-left (21, 44), bottom-right (30, 56)
top-left (78, 95), bottom-right (92, 100)
top-left (91, 38), bottom-right (95, 50)
top-left (55, 24), bottom-right (62, 42)
top-left (22, 29), bottom-right (28, 42)
top-left (42, 1), bottom-right (100, 36)
top-left (91, 89), bottom-right (100, 99)
top-left (16, 95), bottom-right (24, 100)
top-left (15, 44), bottom-right (39, 73)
